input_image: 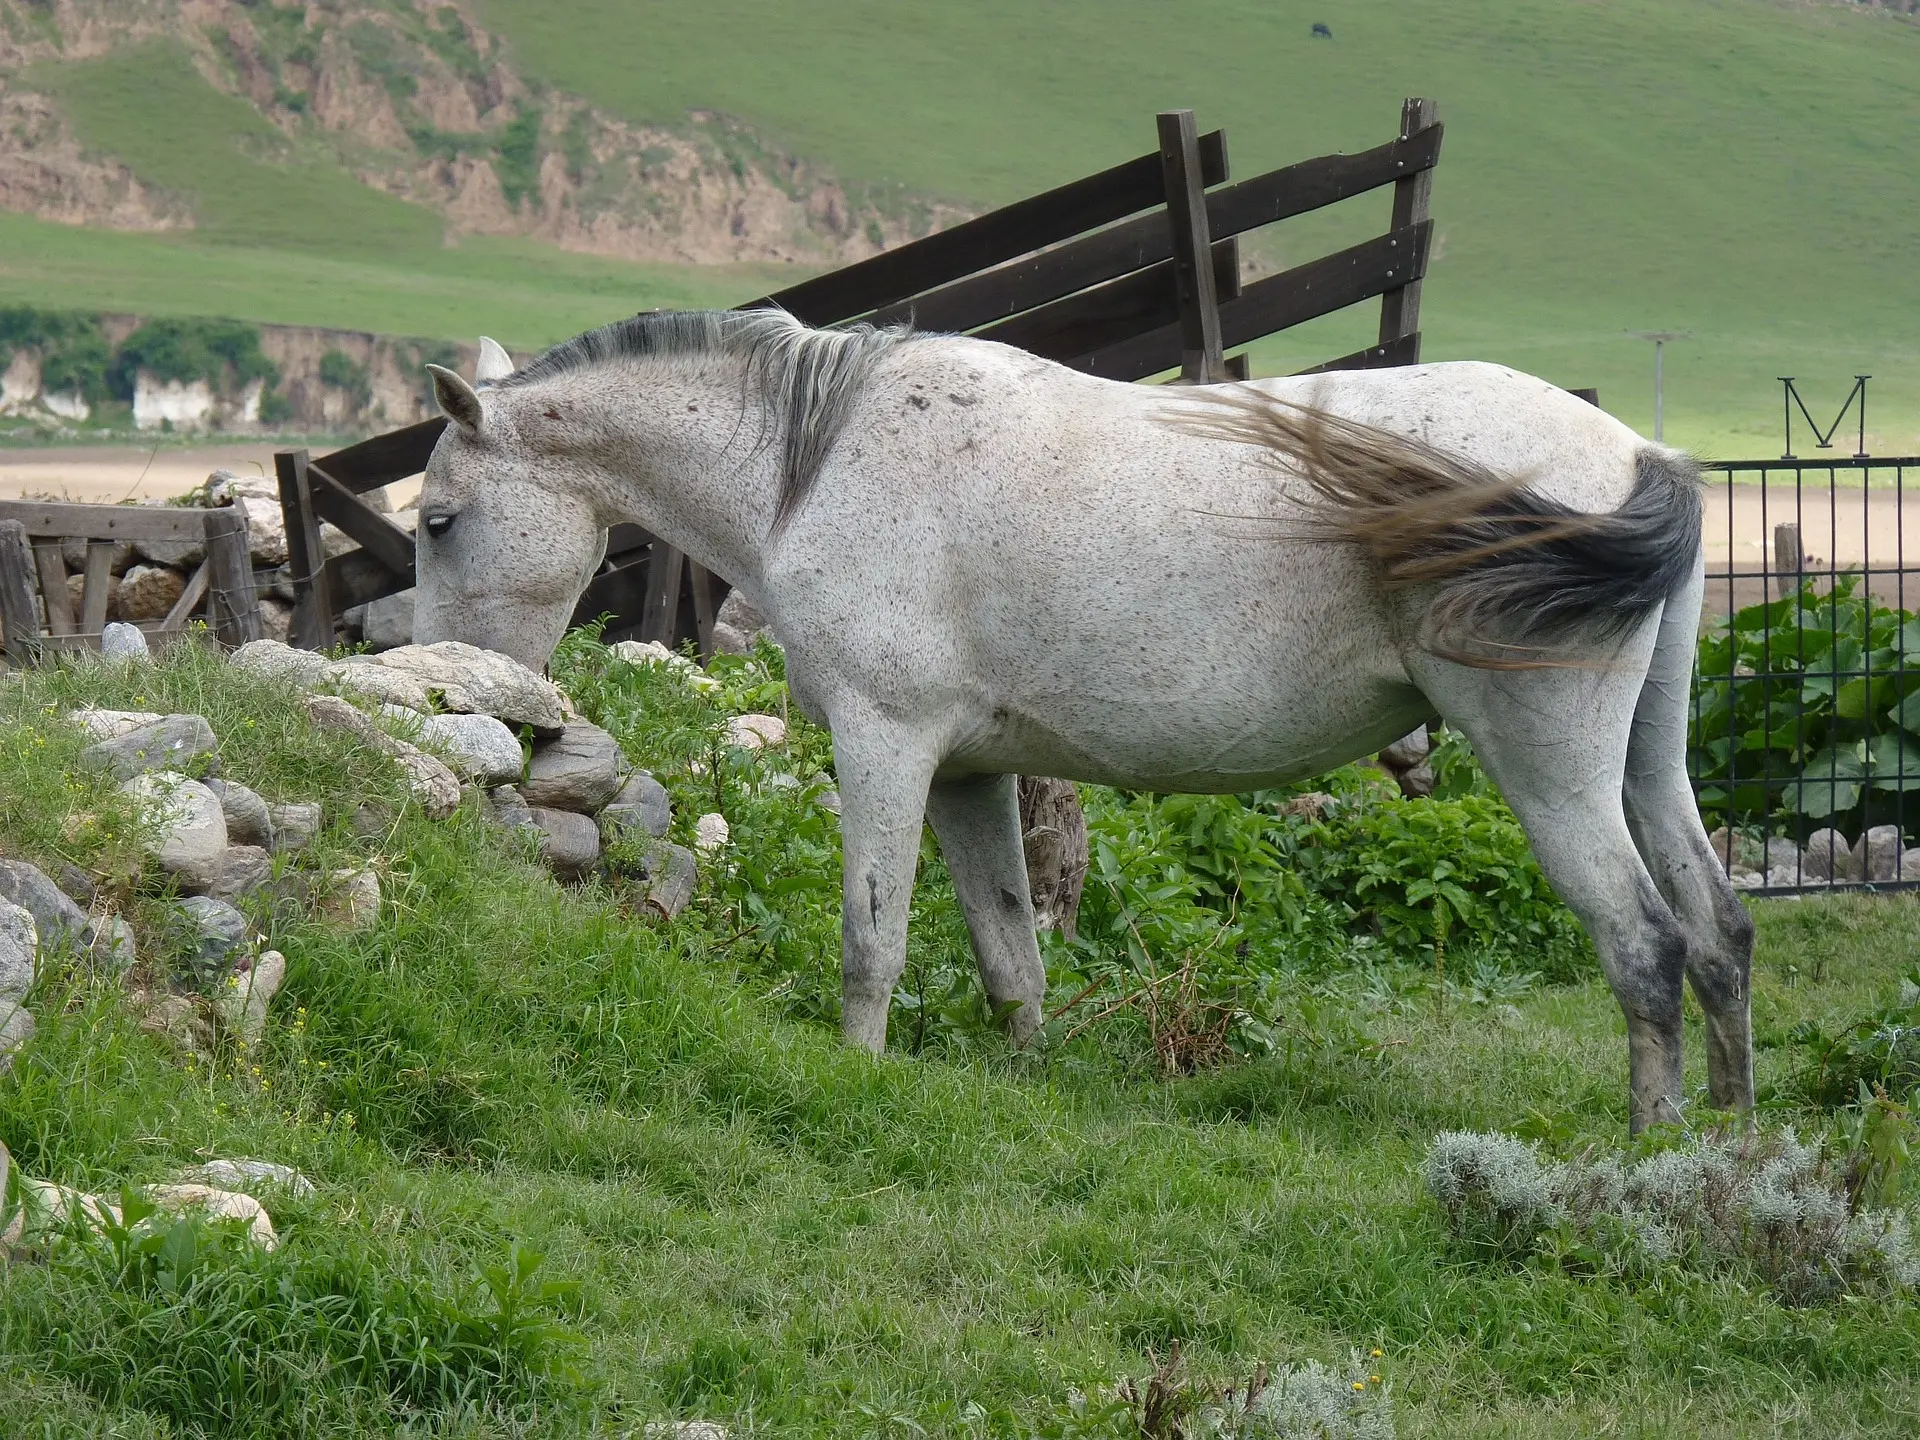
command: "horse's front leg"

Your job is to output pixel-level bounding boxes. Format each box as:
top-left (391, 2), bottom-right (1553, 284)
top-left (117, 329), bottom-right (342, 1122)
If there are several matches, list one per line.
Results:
top-left (830, 705), bottom-right (940, 1052)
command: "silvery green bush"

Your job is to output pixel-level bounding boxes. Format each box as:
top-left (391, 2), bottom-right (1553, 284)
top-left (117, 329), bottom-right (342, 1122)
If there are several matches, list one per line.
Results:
top-left (1425, 1127), bottom-right (1920, 1303)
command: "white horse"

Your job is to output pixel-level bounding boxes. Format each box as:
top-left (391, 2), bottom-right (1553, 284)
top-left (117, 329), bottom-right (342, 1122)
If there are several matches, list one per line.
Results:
top-left (413, 311), bottom-right (1752, 1133)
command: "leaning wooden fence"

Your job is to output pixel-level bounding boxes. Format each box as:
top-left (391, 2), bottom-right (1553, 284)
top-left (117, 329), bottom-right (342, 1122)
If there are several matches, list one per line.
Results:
top-left (0, 501), bottom-right (262, 665)
top-left (277, 99), bottom-right (1442, 654)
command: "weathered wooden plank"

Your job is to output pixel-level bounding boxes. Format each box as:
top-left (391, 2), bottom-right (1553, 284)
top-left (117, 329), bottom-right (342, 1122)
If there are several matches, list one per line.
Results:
top-left (572, 551), bottom-right (651, 635)
top-left (80, 541), bottom-right (114, 635)
top-left (0, 519), bottom-right (42, 662)
top-left (204, 507), bottom-right (262, 647)
top-left (1377, 98), bottom-right (1439, 356)
top-left (688, 558), bottom-right (717, 654)
top-left (1293, 332), bottom-right (1423, 374)
top-left (32, 541), bottom-right (74, 636)
top-left (321, 550), bottom-right (411, 612)
top-left (161, 560), bottom-right (212, 631)
top-left (276, 449), bottom-right (335, 651)
top-left (641, 545), bottom-right (686, 646)
top-left (975, 238), bottom-right (1237, 361)
top-left (749, 132), bottom-right (1228, 325)
top-left (307, 462), bottom-right (418, 585)
top-left (606, 523), bottom-right (651, 560)
top-left (1158, 109), bottom-right (1229, 384)
top-left (865, 123), bottom-right (1439, 336)
top-left (0, 498), bottom-right (208, 544)
top-left (313, 418), bottom-right (447, 496)
top-left (1070, 221), bottom-right (1431, 381)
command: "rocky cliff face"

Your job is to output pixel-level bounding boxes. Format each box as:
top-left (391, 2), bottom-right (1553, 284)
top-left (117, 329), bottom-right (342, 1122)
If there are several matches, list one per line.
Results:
top-left (0, 0), bottom-right (963, 263)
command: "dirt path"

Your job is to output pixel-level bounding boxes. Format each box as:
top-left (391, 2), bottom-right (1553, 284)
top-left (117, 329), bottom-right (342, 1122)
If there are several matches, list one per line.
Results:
top-left (0, 445), bottom-right (423, 508)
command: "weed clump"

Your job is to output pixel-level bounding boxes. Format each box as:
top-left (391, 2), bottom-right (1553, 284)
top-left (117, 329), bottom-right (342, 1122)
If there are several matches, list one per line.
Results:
top-left (1105, 1343), bottom-right (1394, 1439)
top-left (1425, 1125), bottom-right (1920, 1303)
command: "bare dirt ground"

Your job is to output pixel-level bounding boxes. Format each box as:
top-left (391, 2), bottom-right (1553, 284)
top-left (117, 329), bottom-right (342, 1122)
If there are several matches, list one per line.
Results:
top-left (1705, 479), bottom-right (1920, 621)
top-left (0, 444), bottom-right (423, 508)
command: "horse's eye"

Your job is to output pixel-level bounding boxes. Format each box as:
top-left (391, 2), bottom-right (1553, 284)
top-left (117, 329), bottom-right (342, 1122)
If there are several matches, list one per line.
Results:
top-left (424, 513), bottom-right (456, 539)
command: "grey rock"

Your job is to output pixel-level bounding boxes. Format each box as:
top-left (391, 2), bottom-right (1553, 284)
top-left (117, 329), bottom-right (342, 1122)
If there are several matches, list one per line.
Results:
top-left (68, 707), bottom-right (163, 741)
top-left (528, 807), bottom-right (602, 880)
top-left (0, 859), bottom-right (89, 955)
top-left (122, 772), bottom-right (229, 877)
top-left (216, 948), bottom-right (285, 1044)
top-left (817, 789), bottom-right (841, 816)
top-left (1378, 725), bottom-right (1430, 770)
top-left (1767, 865), bottom-right (1819, 890)
top-left (363, 589), bottom-right (415, 651)
top-left (1854, 824), bottom-right (1904, 883)
top-left (98, 622), bottom-right (152, 662)
top-left (54, 863), bottom-right (96, 906)
top-left (133, 528), bottom-right (204, 569)
top-left (645, 843), bottom-right (698, 918)
top-left (206, 473), bottom-right (288, 566)
top-left (267, 802), bottom-right (321, 853)
top-left (0, 1002), bottom-right (33, 1075)
top-left (359, 642), bottom-right (569, 731)
top-left (1902, 848), bottom-right (1920, 882)
top-left (1394, 761), bottom-right (1435, 799)
top-left (189, 845), bottom-right (273, 902)
top-left (415, 712), bottom-right (522, 784)
top-left (1761, 836), bottom-right (1804, 876)
top-left (1801, 828), bottom-right (1856, 881)
top-left (1728, 867), bottom-right (1766, 891)
top-left (178, 895), bottom-right (250, 973)
top-left (0, 899), bottom-right (37, 1000)
top-left (82, 915), bottom-right (135, 974)
top-left (117, 563), bottom-right (186, 620)
top-left (599, 772), bottom-right (673, 842)
top-left (300, 694), bottom-right (459, 818)
top-left (726, 713), bottom-right (786, 751)
top-left (521, 721), bottom-right (625, 814)
top-left (175, 1157), bottom-right (314, 1199)
top-left (82, 713), bottom-right (218, 781)
top-left (61, 535), bottom-right (135, 576)
top-left (257, 596), bottom-right (293, 644)
top-left (320, 869), bottom-right (380, 930)
top-left (324, 658), bottom-right (433, 712)
top-left (710, 588), bottom-right (770, 655)
top-left (487, 784), bottom-right (537, 831)
top-left (230, 639), bottom-right (329, 686)
top-left (262, 566), bottom-right (296, 603)
top-left (204, 778), bottom-right (274, 848)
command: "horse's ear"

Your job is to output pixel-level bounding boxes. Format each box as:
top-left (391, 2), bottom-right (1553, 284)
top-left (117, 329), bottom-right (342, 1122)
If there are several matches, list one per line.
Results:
top-left (475, 336), bottom-right (514, 383)
top-left (427, 364), bottom-right (485, 433)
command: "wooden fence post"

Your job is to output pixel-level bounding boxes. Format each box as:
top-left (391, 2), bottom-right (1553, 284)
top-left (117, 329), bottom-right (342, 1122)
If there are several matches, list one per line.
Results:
top-left (276, 448), bottom-right (335, 651)
top-left (1774, 522), bottom-right (1804, 599)
top-left (1377, 97), bottom-right (1438, 360)
top-left (641, 544), bottom-right (686, 646)
top-left (0, 519), bottom-right (42, 665)
top-left (31, 541), bottom-right (74, 635)
top-left (203, 507), bottom-right (263, 648)
top-left (1157, 109), bottom-right (1232, 384)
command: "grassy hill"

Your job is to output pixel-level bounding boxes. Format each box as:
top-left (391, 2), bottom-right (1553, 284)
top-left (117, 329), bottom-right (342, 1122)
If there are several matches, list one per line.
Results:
top-left (2, 0), bottom-right (1918, 456)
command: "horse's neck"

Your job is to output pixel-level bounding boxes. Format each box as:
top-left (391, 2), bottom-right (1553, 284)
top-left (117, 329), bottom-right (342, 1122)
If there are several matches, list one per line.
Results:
top-left (565, 362), bottom-right (782, 590)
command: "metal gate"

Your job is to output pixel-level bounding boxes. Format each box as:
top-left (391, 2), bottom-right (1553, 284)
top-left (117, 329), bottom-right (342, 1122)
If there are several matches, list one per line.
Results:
top-left (1691, 455), bottom-right (1920, 894)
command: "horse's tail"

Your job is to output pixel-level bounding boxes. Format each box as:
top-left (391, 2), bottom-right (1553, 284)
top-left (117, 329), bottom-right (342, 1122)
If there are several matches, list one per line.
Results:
top-left (1175, 390), bottom-right (1702, 670)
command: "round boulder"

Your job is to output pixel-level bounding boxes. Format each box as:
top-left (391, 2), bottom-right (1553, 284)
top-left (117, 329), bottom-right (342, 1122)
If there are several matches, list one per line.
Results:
top-left (528, 807), bottom-right (602, 880)
top-left (83, 713), bottom-right (218, 781)
top-left (521, 721), bottom-right (625, 814)
top-left (122, 772), bottom-right (229, 877)
top-left (415, 712), bottom-right (523, 785)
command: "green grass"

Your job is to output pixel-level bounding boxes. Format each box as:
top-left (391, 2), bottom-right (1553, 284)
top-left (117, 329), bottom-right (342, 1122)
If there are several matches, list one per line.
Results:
top-left (1, 639), bottom-right (1917, 1435)
top-left (10, 3), bottom-right (1920, 456)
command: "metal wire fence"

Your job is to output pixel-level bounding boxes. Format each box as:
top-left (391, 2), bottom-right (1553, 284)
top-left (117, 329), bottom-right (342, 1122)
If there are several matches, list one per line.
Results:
top-left (1691, 456), bottom-right (1920, 895)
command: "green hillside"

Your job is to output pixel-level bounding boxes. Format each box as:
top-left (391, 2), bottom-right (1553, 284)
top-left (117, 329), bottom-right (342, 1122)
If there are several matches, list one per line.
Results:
top-left (2, 1), bottom-right (1917, 457)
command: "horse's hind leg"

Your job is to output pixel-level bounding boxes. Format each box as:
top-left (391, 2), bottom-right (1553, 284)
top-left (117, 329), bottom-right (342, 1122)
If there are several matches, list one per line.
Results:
top-left (1624, 566), bottom-right (1755, 1112)
top-left (1415, 642), bottom-right (1689, 1133)
top-left (925, 773), bottom-right (1048, 1042)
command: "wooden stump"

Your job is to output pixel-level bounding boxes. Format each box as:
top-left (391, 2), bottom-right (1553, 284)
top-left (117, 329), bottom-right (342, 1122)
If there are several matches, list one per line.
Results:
top-left (1018, 776), bottom-right (1088, 940)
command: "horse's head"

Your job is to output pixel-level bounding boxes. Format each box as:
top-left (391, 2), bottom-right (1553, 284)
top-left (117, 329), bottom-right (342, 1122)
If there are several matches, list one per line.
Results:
top-left (411, 347), bottom-right (608, 671)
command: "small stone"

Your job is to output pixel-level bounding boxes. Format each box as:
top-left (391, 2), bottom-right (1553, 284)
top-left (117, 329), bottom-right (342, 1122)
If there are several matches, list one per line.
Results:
top-left (599, 772), bottom-right (673, 842)
top-left (391, 743), bottom-right (462, 820)
top-left (231, 639), bottom-right (329, 686)
top-left (1761, 836), bottom-right (1802, 876)
top-left (203, 778), bottom-right (274, 849)
top-left (645, 843), bottom-right (698, 918)
top-left (414, 712), bottom-right (523, 784)
top-left (710, 588), bottom-right (770, 655)
top-left (521, 721), bottom-right (625, 814)
top-left (607, 639), bottom-right (721, 692)
top-left (216, 948), bottom-right (285, 1044)
top-left (1854, 824), bottom-right (1904, 883)
top-left (320, 869), bottom-right (380, 930)
top-left (0, 859), bottom-right (89, 955)
top-left (189, 845), bottom-right (273, 902)
top-left (143, 1184), bottom-right (277, 1249)
top-left (132, 523), bottom-right (204, 568)
top-left (0, 899), bottom-right (37, 1000)
top-left (528, 807), bottom-right (602, 880)
top-left (66, 571), bottom-right (121, 625)
top-left (82, 713), bottom-right (218, 780)
top-left (98, 621), bottom-right (152, 662)
top-left (122, 772), bottom-right (229, 877)
top-left (324, 658), bottom-right (434, 713)
top-left (1901, 848), bottom-right (1920, 881)
top-left (1378, 725), bottom-right (1430, 770)
top-left (173, 1158), bottom-right (314, 1199)
top-left (726, 713), bottom-right (786, 751)
top-left (642, 1424), bottom-right (731, 1440)
top-left (82, 915), bottom-right (136, 974)
top-left (1728, 867), bottom-right (1765, 890)
top-left (694, 812), bottom-right (729, 854)
top-left (206, 472), bottom-right (288, 566)
top-left (61, 535), bottom-right (135, 576)
top-left (1766, 865), bottom-right (1815, 890)
top-left (256, 597), bottom-right (293, 644)
top-left (136, 994), bottom-right (206, 1057)
top-left (363, 589), bottom-right (415, 651)
top-left (488, 784), bottom-right (537, 831)
top-left (357, 642), bottom-right (569, 731)
top-left (1802, 828), bottom-right (1856, 882)
top-left (117, 564), bottom-right (186, 621)
top-left (1394, 761), bottom-right (1434, 798)
top-left (267, 802), bottom-right (321, 853)
top-left (54, 863), bottom-right (96, 905)
top-left (817, 789), bottom-right (841, 816)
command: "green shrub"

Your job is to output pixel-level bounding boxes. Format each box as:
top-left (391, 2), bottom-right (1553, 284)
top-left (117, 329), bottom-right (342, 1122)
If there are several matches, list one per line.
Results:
top-left (1692, 574), bottom-right (1920, 846)
top-left (496, 105), bottom-right (543, 208)
top-left (1789, 966), bottom-right (1920, 1107)
top-left (0, 306), bottom-right (113, 402)
top-left (111, 317), bottom-right (278, 399)
top-left (318, 348), bottom-right (371, 408)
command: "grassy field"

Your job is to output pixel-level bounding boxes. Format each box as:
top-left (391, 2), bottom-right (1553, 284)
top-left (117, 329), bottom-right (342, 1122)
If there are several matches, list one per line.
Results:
top-left (0, 640), bottom-right (1916, 1436)
top-left (2, 2), bottom-right (1917, 458)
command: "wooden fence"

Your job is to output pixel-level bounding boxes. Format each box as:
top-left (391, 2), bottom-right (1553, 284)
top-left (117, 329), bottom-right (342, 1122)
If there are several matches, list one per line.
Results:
top-left (278, 99), bottom-right (1442, 654)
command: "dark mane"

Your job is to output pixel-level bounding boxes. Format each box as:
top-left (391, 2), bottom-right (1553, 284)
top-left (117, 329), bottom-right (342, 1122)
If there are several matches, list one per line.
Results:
top-left (497, 309), bottom-right (912, 533)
